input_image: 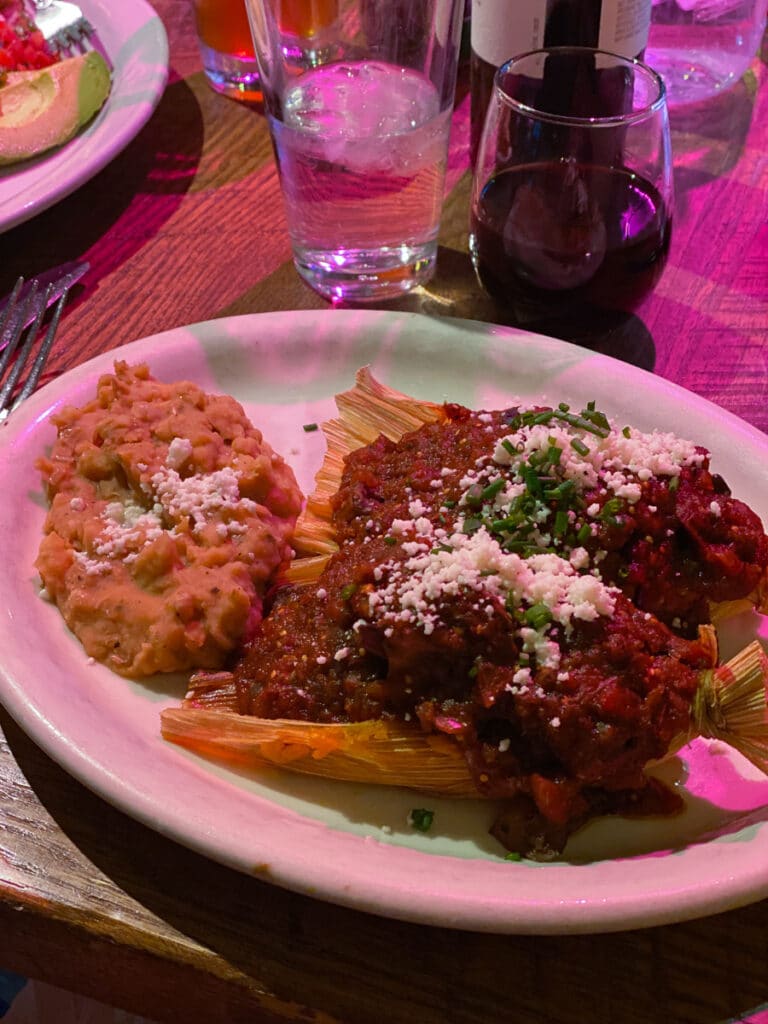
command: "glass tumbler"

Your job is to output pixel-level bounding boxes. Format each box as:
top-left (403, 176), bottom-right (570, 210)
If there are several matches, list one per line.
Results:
top-left (470, 48), bottom-right (674, 321)
top-left (245, 0), bottom-right (466, 302)
top-left (193, 0), bottom-right (261, 103)
top-left (647, 0), bottom-right (768, 106)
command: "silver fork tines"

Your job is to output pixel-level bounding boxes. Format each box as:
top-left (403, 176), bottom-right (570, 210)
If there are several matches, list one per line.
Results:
top-left (0, 278), bottom-right (67, 422)
top-left (0, 260), bottom-right (88, 347)
top-left (29, 0), bottom-right (105, 63)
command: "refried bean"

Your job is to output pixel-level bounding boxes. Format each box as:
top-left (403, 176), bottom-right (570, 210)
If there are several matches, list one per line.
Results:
top-left (36, 362), bottom-right (302, 677)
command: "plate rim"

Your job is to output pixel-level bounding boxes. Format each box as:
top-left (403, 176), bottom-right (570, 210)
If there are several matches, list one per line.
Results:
top-left (2, 308), bottom-right (768, 936)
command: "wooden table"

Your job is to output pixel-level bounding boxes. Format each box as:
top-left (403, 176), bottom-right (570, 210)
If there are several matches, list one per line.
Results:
top-left (1, 4), bottom-right (767, 1021)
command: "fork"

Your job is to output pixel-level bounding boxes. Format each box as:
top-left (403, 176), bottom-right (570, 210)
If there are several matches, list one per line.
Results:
top-left (28, 0), bottom-right (109, 65)
top-left (0, 276), bottom-right (68, 422)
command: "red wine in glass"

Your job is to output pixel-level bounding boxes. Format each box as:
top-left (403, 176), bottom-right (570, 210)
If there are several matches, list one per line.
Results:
top-left (470, 48), bottom-right (673, 321)
top-left (470, 159), bottom-right (672, 315)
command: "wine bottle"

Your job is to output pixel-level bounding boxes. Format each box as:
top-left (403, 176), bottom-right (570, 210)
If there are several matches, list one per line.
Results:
top-left (469, 0), bottom-right (652, 164)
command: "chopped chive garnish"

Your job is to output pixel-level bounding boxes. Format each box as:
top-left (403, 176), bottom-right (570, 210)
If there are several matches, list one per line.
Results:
top-left (481, 478), bottom-right (505, 501)
top-left (340, 583), bottom-right (357, 601)
top-left (532, 410), bottom-right (555, 425)
top-left (519, 406), bottom-right (607, 436)
top-left (521, 464), bottom-right (542, 497)
top-left (302, 422), bottom-right (318, 432)
top-left (558, 402), bottom-right (570, 413)
top-left (408, 808), bottom-right (434, 833)
top-left (622, 426), bottom-right (631, 438)
top-left (544, 480), bottom-right (576, 502)
top-left (501, 439), bottom-right (516, 456)
top-left (601, 498), bottom-right (624, 519)
top-left (589, 408), bottom-right (609, 428)
top-left (669, 476), bottom-right (680, 493)
top-left (571, 437), bottom-right (590, 457)
top-left (556, 410), bottom-right (609, 437)
top-left (524, 602), bottom-right (552, 629)
top-left (384, 535), bottom-right (397, 545)
top-left (602, 497), bottom-right (626, 524)
top-left (442, 499), bottom-right (457, 508)
top-left (553, 509), bottom-right (569, 537)
top-left (492, 516), bottom-right (522, 532)
top-left (465, 484), bottom-right (484, 509)
top-left (505, 851), bottom-right (523, 862)
top-left (462, 516), bottom-right (484, 534)
top-left (504, 539), bottom-right (532, 554)
top-left (586, 400), bottom-right (596, 412)
top-left (576, 522), bottom-right (592, 543)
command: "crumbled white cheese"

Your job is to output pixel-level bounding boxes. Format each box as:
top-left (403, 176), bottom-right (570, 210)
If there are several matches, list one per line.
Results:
top-left (494, 415), bottom-right (703, 517)
top-left (73, 438), bottom-right (267, 573)
top-left (150, 464), bottom-right (258, 534)
top-left (368, 521), bottom-right (617, 673)
top-left (348, 403), bottom-right (707, 684)
top-left (166, 436), bottom-right (193, 469)
top-left (569, 547), bottom-right (589, 570)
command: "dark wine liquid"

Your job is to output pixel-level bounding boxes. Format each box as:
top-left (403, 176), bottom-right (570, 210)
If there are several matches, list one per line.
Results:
top-left (470, 161), bottom-right (671, 315)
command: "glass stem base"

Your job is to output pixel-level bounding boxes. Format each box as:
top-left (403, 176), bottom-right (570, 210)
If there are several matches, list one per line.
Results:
top-left (645, 50), bottom-right (746, 105)
top-left (293, 243), bottom-right (438, 302)
top-left (198, 42), bottom-right (261, 104)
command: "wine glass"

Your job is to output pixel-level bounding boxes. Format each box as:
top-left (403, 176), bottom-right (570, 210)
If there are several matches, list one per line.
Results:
top-left (469, 48), bottom-right (673, 322)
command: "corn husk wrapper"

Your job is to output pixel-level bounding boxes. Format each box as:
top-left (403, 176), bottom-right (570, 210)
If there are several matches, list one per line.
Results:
top-left (161, 709), bottom-right (480, 796)
top-left (689, 640), bottom-right (768, 769)
top-left (163, 639), bottom-right (768, 792)
top-left (162, 371), bottom-right (768, 791)
top-left (710, 575), bottom-right (768, 622)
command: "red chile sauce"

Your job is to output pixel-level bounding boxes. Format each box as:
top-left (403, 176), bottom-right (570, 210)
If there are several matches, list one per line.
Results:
top-left (234, 404), bottom-right (768, 858)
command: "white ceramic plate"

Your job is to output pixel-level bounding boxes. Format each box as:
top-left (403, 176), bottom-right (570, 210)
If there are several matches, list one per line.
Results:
top-left (2, 310), bottom-right (768, 935)
top-left (0, 0), bottom-right (168, 233)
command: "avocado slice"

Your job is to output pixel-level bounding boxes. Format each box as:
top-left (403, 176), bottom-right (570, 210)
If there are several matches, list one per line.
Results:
top-left (0, 50), bottom-right (111, 166)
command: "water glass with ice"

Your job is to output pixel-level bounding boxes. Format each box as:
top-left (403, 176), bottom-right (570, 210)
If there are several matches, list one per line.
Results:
top-left (245, 0), bottom-right (466, 302)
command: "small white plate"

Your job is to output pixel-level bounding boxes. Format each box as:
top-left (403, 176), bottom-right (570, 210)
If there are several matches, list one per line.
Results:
top-left (0, 0), bottom-right (168, 233)
top-left (1, 310), bottom-right (768, 935)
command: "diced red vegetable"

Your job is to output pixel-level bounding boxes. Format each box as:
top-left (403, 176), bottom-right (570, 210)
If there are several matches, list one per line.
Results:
top-left (0, 3), bottom-right (56, 74)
